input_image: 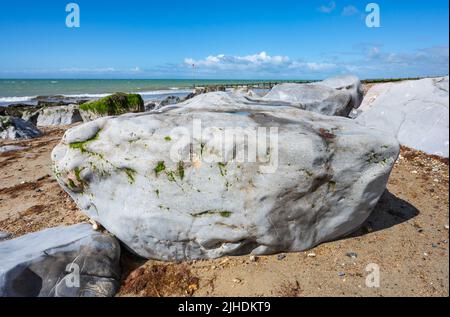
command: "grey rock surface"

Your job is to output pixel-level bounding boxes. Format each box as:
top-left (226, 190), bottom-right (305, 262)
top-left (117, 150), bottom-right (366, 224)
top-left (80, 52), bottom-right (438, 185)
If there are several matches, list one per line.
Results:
top-left (0, 223), bottom-right (121, 297)
top-left (37, 105), bottom-right (83, 127)
top-left (357, 76), bottom-right (449, 157)
top-left (263, 83), bottom-right (353, 116)
top-left (52, 96), bottom-right (399, 261)
top-left (0, 116), bottom-right (42, 140)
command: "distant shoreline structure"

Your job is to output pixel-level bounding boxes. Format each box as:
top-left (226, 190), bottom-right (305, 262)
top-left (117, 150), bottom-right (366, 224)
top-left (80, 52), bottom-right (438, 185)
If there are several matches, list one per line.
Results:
top-left (0, 76), bottom-right (445, 107)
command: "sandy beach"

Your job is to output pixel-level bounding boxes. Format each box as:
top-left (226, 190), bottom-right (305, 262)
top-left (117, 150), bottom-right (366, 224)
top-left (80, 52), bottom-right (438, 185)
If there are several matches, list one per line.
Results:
top-left (1, 94), bottom-right (448, 296)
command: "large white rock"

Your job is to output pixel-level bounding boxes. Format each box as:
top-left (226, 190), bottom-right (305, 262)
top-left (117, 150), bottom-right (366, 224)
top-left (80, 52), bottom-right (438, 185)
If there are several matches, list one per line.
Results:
top-left (263, 84), bottom-right (352, 116)
top-left (316, 75), bottom-right (363, 110)
top-left (357, 77), bottom-right (449, 157)
top-left (52, 99), bottom-right (399, 261)
top-left (0, 224), bottom-right (121, 297)
top-left (37, 105), bottom-right (83, 127)
top-left (0, 116), bottom-right (42, 140)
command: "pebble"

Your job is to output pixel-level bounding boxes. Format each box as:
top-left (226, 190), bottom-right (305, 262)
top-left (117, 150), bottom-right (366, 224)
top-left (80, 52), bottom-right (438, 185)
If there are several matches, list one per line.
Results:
top-left (233, 278), bottom-right (242, 284)
top-left (277, 254), bottom-right (286, 261)
top-left (346, 252), bottom-right (358, 259)
top-left (411, 170), bottom-right (418, 174)
top-left (445, 225), bottom-right (449, 230)
top-left (249, 255), bottom-right (257, 262)
top-left (307, 253), bottom-right (316, 258)
top-left (338, 272), bottom-right (346, 277)
top-left (0, 231), bottom-right (11, 240)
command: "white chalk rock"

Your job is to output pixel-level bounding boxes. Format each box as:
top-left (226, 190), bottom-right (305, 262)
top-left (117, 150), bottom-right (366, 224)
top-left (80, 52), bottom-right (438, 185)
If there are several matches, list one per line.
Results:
top-left (316, 75), bottom-right (363, 110)
top-left (0, 116), bottom-right (42, 140)
top-left (357, 77), bottom-right (449, 157)
top-left (37, 105), bottom-right (83, 127)
top-left (0, 224), bottom-right (121, 297)
top-left (52, 100), bottom-right (399, 261)
top-left (263, 83), bottom-right (353, 116)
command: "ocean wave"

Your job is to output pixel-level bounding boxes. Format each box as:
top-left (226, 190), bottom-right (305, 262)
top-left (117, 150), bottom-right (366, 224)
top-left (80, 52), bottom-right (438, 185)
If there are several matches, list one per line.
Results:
top-left (0, 89), bottom-right (194, 104)
top-left (0, 96), bottom-right (36, 103)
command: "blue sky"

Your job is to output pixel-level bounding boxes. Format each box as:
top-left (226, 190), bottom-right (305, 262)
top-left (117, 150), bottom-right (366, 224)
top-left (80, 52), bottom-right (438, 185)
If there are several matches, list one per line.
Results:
top-left (0, 0), bottom-right (448, 79)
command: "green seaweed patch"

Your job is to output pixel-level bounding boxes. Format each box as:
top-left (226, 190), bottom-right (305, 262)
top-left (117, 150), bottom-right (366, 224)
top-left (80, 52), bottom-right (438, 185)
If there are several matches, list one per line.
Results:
top-left (166, 171), bottom-right (176, 182)
top-left (121, 167), bottom-right (137, 184)
top-left (191, 210), bottom-right (233, 218)
top-left (328, 181), bottom-right (337, 191)
top-left (218, 162), bottom-right (227, 177)
top-left (366, 151), bottom-right (388, 165)
top-left (177, 161), bottom-right (185, 180)
top-left (155, 161), bottom-right (166, 175)
top-left (79, 93), bottom-right (144, 115)
top-left (69, 130), bottom-right (101, 154)
top-left (155, 189), bottom-right (160, 198)
top-left (164, 136), bottom-right (172, 142)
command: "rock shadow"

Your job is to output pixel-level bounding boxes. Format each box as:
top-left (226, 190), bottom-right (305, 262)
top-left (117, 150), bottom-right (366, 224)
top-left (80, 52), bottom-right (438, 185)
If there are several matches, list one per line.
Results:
top-left (347, 190), bottom-right (420, 239)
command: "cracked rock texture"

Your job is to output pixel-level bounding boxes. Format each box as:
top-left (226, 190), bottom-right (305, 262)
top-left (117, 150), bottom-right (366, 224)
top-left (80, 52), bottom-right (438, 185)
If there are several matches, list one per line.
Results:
top-left (52, 96), bottom-right (399, 261)
top-left (356, 76), bottom-right (449, 157)
top-left (0, 223), bottom-right (121, 297)
top-left (37, 105), bottom-right (83, 127)
top-left (0, 116), bottom-right (42, 140)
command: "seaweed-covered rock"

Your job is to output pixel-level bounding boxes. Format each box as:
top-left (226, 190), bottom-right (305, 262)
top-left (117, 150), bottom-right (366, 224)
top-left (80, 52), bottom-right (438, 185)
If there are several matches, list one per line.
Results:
top-left (79, 93), bottom-right (144, 122)
top-left (0, 224), bottom-right (121, 297)
top-left (52, 98), bottom-right (399, 261)
top-left (37, 105), bottom-right (83, 127)
top-left (357, 76), bottom-right (449, 157)
top-left (0, 116), bottom-right (42, 140)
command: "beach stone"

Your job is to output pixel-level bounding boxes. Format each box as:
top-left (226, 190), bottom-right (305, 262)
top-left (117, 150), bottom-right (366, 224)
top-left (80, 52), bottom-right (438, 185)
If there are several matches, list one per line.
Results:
top-left (316, 75), bottom-right (363, 110)
top-left (144, 101), bottom-right (157, 112)
top-left (22, 109), bottom-right (41, 126)
top-left (0, 223), bottom-right (121, 297)
top-left (0, 231), bottom-right (11, 240)
top-left (263, 83), bottom-right (353, 116)
top-left (0, 116), bottom-right (42, 140)
top-left (357, 76), bottom-right (449, 157)
top-left (37, 105), bottom-right (83, 127)
top-left (159, 96), bottom-right (181, 107)
top-left (0, 145), bottom-right (27, 153)
top-left (52, 99), bottom-right (399, 261)
top-left (79, 93), bottom-right (144, 122)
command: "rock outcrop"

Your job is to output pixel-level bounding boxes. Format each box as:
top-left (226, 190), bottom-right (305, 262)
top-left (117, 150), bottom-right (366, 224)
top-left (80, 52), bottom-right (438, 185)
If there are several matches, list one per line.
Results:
top-left (0, 116), bottom-right (42, 140)
top-left (52, 95), bottom-right (399, 261)
top-left (263, 84), bottom-right (352, 116)
top-left (159, 96), bottom-right (181, 107)
top-left (356, 77), bottom-right (449, 157)
top-left (79, 93), bottom-right (144, 122)
top-left (37, 105), bottom-right (83, 127)
top-left (316, 75), bottom-right (363, 110)
top-left (0, 224), bottom-right (121, 297)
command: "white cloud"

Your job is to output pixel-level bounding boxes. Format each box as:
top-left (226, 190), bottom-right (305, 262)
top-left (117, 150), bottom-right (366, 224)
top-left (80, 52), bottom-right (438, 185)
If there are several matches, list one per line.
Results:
top-left (185, 52), bottom-right (290, 69)
top-left (182, 46), bottom-right (449, 79)
top-left (342, 5), bottom-right (359, 16)
top-left (59, 67), bottom-right (116, 73)
top-left (318, 1), bottom-right (336, 13)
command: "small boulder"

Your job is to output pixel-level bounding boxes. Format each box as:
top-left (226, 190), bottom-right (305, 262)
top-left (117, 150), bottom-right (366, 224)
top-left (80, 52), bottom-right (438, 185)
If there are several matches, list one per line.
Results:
top-left (37, 105), bottom-right (83, 127)
top-left (0, 223), bottom-right (121, 297)
top-left (316, 75), bottom-right (363, 110)
top-left (0, 116), bottom-right (42, 140)
top-left (263, 83), bottom-right (353, 116)
top-left (79, 93), bottom-right (144, 122)
top-left (159, 96), bottom-right (181, 107)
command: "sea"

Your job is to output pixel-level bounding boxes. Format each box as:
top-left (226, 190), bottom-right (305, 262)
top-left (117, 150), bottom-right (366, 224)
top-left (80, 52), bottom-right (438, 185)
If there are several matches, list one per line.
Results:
top-left (0, 79), bottom-right (278, 107)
